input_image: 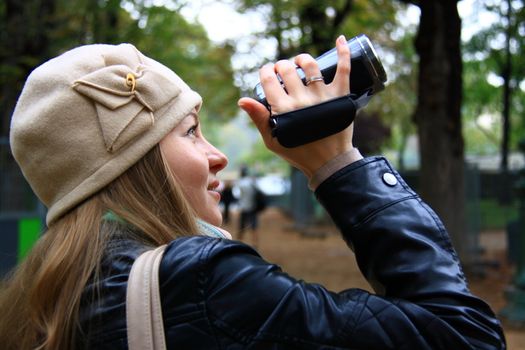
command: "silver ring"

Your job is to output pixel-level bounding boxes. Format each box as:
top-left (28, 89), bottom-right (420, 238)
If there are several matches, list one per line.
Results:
top-left (305, 75), bottom-right (324, 86)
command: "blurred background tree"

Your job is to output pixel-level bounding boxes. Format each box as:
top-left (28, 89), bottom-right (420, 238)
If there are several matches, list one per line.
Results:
top-left (462, 0), bottom-right (525, 203)
top-left (0, 0), bottom-right (239, 140)
top-left (395, 0), bottom-right (468, 262)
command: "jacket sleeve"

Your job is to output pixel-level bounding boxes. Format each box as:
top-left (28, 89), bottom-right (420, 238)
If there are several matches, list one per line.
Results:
top-left (163, 157), bottom-right (506, 349)
top-left (314, 156), bottom-right (506, 348)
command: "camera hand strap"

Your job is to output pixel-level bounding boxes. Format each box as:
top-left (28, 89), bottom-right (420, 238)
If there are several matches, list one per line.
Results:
top-left (269, 94), bottom-right (358, 148)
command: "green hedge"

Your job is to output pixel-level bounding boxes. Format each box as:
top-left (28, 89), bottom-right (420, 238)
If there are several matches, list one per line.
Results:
top-left (478, 199), bottom-right (519, 231)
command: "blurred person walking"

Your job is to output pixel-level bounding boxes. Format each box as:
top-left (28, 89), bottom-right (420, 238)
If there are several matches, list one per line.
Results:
top-left (220, 179), bottom-right (236, 224)
top-left (236, 165), bottom-right (260, 247)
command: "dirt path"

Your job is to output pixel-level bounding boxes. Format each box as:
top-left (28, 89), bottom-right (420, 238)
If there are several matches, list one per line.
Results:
top-left (222, 207), bottom-right (525, 349)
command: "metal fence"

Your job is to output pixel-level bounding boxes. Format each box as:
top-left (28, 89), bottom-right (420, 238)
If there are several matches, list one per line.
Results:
top-left (285, 161), bottom-right (519, 237)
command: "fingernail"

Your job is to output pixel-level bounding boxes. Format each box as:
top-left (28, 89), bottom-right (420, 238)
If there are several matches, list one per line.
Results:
top-left (338, 35), bottom-right (347, 44)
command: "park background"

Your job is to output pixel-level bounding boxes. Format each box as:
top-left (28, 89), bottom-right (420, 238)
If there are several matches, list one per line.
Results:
top-left (1, 0), bottom-right (524, 348)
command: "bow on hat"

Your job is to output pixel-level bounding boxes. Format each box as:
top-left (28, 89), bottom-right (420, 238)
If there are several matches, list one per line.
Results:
top-left (73, 60), bottom-right (181, 152)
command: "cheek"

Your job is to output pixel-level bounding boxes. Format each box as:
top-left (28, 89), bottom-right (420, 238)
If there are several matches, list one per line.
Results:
top-left (160, 138), bottom-right (217, 223)
top-left (179, 167), bottom-right (208, 194)
top-left (170, 154), bottom-right (209, 200)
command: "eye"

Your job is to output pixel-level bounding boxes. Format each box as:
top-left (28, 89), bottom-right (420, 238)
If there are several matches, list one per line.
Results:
top-left (186, 124), bottom-right (198, 137)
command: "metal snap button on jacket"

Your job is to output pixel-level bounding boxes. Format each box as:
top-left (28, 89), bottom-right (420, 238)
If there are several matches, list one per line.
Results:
top-left (382, 172), bottom-right (398, 186)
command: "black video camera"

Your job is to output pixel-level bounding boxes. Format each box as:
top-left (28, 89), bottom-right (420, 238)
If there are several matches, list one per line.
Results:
top-left (253, 34), bottom-right (387, 147)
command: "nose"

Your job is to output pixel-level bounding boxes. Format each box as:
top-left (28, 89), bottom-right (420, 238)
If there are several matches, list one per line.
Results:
top-left (206, 141), bottom-right (228, 174)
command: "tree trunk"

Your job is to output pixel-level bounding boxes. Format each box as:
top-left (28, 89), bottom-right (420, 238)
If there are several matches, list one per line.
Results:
top-left (414, 1), bottom-right (469, 263)
top-left (499, 0), bottom-right (513, 204)
top-left (2, 0), bottom-right (55, 136)
top-left (1, 0), bottom-right (55, 213)
top-left (501, 51), bottom-right (511, 175)
top-left (500, 0), bottom-right (513, 173)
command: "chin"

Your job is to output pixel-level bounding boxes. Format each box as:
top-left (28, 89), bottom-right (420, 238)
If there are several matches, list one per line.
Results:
top-left (202, 211), bottom-right (222, 227)
top-left (210, 215), bottom-right (223, 227)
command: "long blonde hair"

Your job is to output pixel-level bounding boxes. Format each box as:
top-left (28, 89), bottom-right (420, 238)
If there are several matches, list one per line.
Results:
top-left (0, 145), bottom-right (199, 349)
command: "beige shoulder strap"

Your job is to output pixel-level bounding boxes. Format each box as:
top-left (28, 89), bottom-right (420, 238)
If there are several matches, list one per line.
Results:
top-left (126, 245), bottom-right (168, 350)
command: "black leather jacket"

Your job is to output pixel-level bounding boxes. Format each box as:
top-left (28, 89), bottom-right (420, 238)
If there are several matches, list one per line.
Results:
top-left (80, 157), bottom-right (506, 349)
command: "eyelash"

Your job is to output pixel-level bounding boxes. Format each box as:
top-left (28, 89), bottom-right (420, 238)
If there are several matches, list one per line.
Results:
top-left (186, 124), bottom-right (198, 137)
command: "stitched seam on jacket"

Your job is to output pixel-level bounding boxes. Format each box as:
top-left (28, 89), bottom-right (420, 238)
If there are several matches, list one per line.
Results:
top-left (351, 195), bottom-right (418, 229)
top-left (397, 317), bottom-right (439, 350)
top-left (416, 198), bottom-right (458, 252)
top-left (199, 238), bottom-right (224, 349)
top-left (338, 291), bottom-right (370, 342)
top-left (209, 306), bottom-right (354, 348)
top-left (316, 157), bottom-right (384, 193)
top-left (414, 198), bottom-right (468, 284)
top-left (206, 275), bottom-right (354, 348)
top-left (351, 195), bottom-right (468, 288)
top-left (201, 240), bottom-right (269, 346)
top-left (391, 299), bottom-right (441, 350)
top-left (360, 301), bottom-right (397, 348)
top-left (357, 298), bottom-right (436, 349)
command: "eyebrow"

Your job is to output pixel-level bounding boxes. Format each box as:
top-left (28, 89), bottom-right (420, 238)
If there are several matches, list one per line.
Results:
top-left (187, 111), bottom-right (200, 123)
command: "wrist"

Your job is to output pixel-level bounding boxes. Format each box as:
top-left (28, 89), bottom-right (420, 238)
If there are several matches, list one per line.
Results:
top-left (308, 148), bottom-right (363, 190)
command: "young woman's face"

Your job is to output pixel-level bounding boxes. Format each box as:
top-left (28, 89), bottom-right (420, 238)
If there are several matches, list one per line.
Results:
top-left (160, 112), bottom-right (228, 226)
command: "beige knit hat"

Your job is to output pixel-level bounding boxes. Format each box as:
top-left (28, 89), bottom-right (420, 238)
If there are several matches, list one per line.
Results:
top-left (10, 43), bottom-right (202, 225)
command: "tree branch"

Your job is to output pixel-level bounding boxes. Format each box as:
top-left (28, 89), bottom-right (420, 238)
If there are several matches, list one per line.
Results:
top-left (397, 0), bottom-right (420, 7)
top-left (333, 0), bottom-right (353, 29)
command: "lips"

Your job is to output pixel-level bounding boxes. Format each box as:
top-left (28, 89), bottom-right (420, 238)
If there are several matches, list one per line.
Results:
top-left (207, 179), bottom-right (220, 192)
top-left (207, 180), bottom-right (221, 203)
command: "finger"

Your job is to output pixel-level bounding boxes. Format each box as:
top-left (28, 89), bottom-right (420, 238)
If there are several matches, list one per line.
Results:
top-left (259, 63), bottom-right (286, 108)
top-left (274, 59), bottom-right (304, 97)
top-left (238, 97), bottom-right (272, 142)
top-left (331, 35), bottom-right (350, 94)
top-left (294, 53), bottom-right (324, 88)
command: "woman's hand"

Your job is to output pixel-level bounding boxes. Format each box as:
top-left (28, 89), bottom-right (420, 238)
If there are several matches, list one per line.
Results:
top-left (238, 35), bottom-right (355, 179)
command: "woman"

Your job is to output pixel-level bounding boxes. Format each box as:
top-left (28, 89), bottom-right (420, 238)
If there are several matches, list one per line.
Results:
top-left (0, 36), bottom-right (505, 349)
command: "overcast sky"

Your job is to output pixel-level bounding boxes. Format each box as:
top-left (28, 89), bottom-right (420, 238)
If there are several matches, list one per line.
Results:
top-left (180, 0), bottom-right (496, 43)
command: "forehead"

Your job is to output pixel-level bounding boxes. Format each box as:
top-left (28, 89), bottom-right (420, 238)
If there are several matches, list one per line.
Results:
top-left (181, 111), bottom-right (199, 123)
top-left (174, 111), bottom-right (199, 129)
